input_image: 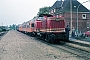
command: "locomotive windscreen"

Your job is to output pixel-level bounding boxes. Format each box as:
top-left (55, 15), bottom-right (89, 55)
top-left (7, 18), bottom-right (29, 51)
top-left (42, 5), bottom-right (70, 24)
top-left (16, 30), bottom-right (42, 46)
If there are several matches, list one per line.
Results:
top-left (39, 14), bottom-right (53, 17)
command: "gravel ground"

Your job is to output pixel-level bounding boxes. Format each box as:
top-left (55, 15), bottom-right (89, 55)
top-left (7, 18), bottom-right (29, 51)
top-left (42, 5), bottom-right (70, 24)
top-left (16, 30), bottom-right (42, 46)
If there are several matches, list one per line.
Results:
top-left (0, 30), bottom-right (84, 60)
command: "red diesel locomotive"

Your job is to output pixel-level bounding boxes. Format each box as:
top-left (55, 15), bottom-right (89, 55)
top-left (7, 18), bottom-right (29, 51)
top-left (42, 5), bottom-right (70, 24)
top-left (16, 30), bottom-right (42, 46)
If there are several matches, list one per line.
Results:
top-left (18, 14), bottom-right (69, 43)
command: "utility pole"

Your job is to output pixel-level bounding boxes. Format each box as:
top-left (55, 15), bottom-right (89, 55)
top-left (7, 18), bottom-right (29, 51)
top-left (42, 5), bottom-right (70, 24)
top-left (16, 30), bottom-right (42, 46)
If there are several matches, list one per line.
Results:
top-left (76, 0), bottom-right (90, 37)
top-left (70, 0), bottom-right (72, 35)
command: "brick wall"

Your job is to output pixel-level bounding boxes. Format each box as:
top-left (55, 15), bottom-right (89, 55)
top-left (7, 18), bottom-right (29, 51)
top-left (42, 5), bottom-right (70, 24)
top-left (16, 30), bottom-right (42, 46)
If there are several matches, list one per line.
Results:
top-left (64, 12), bottom-right (90, 32)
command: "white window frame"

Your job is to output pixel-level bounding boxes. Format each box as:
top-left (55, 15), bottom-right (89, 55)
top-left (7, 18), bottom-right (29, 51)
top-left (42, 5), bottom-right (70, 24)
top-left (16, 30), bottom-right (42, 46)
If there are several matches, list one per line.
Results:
top-left (51, 9), bottom-right (53, 13)
top-left (54, 9), bottom-right (56, 12)
top-left (87, 22), bottom-right (90, 28)
top-left (82, 14), bottom-right (86, 19)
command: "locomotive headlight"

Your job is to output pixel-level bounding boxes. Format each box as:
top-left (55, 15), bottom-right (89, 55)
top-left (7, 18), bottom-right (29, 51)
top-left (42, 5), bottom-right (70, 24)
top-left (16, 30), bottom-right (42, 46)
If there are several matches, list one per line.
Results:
top-left (56, 19), bottom-right (59, 21)
top-left (62, 30), bottom-right (65, 32)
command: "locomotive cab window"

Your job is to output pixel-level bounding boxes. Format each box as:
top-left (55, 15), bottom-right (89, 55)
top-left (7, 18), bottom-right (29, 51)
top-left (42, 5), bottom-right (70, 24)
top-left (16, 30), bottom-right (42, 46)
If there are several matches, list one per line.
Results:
top-left (31, 23), bottom-right (34, 27)
top-left (38, 17), bottom-right (44, 20)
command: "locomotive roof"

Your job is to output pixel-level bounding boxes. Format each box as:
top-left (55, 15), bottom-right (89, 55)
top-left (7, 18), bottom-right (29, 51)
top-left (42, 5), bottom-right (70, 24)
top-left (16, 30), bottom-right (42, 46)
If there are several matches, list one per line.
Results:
top-left (39, 14), bottom-right (53, 17)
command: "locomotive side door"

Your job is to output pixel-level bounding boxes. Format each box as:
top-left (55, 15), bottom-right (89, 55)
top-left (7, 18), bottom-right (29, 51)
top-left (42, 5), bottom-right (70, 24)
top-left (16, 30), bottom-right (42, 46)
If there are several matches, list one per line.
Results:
top-left (42, 16), bottom-right (47, 32)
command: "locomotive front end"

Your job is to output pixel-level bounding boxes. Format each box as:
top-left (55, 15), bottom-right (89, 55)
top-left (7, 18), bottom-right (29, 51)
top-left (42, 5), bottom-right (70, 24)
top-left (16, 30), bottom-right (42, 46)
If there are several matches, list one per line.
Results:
top-left (45, 15), bottom-right (67, 43)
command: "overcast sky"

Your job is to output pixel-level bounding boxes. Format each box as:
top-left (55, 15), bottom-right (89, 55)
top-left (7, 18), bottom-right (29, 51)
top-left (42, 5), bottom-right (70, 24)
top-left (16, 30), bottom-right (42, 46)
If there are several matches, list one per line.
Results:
top-left (0, 0), bottom-right (90, 26)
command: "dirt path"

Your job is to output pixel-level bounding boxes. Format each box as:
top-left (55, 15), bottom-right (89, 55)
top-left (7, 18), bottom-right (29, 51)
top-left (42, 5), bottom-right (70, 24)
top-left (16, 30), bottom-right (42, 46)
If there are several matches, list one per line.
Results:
top-left (0, 30), bottom-right (84, 60)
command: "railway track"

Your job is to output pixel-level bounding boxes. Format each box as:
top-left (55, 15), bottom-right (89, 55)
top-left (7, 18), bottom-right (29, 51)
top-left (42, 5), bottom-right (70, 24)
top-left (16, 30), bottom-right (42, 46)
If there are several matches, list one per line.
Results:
top-left (49, 41), bottom-right (90, 60)
top-left (69, 40), bottom-right (90, 47)
top-left (34, 37), bottom-right (90, 60)
top-left (21, 33), bottom-right (90, 60)
top-left (66, 41), bottom-right (90, 53)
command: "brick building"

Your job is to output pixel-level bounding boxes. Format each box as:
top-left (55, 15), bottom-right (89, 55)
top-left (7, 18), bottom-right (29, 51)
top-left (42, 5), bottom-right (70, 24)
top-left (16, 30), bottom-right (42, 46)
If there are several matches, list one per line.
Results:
top-left (50, 0), bottom-right (90, 33)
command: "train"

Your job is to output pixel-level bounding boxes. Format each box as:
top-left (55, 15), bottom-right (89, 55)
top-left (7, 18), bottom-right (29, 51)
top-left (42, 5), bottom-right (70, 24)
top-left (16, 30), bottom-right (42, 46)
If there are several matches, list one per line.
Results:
top-left (17, 14), bottom-right (70, 43)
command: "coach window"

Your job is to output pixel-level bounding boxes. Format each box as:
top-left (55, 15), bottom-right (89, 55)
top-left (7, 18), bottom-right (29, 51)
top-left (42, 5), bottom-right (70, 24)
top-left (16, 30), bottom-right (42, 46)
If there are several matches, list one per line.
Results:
top-left (27, 23), bottom-right (30, 28)
top-left (23, 25), bottom-right (26, 28)
top-left (29, 23), bottom-right (30, 28)
top-left (31, 23), bottom-right (34, 27)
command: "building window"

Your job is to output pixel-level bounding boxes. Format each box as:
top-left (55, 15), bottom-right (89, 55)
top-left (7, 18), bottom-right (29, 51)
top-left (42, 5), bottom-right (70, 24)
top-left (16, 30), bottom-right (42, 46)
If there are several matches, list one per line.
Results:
top-left (87, 22), bottom-right (90, 28)
top-left (54, 9), bottom-right (56, 12)
top-left (82, 14), bottom-right (86, 19)
top-left (74, 6), bottom-right (76, 8)
top-left (51, 9), bottom-right (53, 13)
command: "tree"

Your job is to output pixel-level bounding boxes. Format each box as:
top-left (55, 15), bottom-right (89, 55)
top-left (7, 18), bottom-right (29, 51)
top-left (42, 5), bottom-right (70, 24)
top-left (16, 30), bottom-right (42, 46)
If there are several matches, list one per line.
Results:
top-left (37, 6), bottom-right (51, 15)
top-left (9, 24), bottom-right (16, 30)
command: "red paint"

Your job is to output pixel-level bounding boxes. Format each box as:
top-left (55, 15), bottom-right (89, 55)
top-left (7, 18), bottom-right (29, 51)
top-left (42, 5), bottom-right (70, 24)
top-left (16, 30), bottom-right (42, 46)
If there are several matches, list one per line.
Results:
top-left (84, 31), bottom-right (90, 36)
top-left (18, 15), bottom-right (65, 33)
top-left (47, 20), bottom-right (65, 28)
top-left (35, 20), bottom-right (42, 29)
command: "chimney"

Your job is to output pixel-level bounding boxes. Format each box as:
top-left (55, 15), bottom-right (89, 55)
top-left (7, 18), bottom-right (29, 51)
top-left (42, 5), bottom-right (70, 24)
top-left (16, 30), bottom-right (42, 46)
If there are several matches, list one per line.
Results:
top-left (64, 0), bottom-right (77, 1)
top-left (57, 0), bottom-right (62, 1)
